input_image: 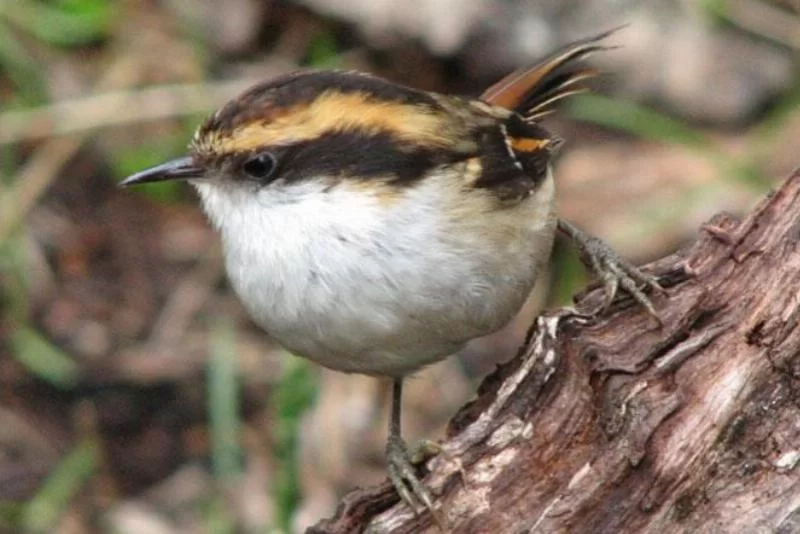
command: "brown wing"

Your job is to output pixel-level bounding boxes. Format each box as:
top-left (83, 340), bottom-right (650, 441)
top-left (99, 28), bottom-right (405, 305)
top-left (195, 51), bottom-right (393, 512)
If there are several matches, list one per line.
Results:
top-left (480, 27), bottom-right (619, 120)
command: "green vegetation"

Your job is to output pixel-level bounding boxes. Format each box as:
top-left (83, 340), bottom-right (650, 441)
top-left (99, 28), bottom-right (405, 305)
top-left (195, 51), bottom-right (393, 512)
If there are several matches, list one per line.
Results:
top-left (208, 319), bottom-right (243, 482)
top-left (20, 439), bottom-right (98, 533)
top-left (272, 357), bottom-right (318, 531)
top-left (0, 0), bottom-right (112, 103)
top-left (11, 325), bottom-right (80, 388)
top-left (567, 94), bottom-right (773, 192)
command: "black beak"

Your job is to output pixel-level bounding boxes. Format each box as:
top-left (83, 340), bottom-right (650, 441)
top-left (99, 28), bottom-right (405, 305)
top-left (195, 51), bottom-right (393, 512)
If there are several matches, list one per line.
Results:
top-left (119, 156), bottom-right (203, 187)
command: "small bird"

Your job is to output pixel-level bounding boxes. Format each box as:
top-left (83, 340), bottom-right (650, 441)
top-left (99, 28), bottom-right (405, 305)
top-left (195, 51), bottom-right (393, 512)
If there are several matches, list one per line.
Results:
top-left (121, 29), bottom-right (659, 519)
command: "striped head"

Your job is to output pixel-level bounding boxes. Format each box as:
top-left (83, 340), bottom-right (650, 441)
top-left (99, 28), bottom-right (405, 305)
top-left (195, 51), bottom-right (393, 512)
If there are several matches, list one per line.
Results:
top-left (187, 70), bottom-right (489, 193)
top-left (120, 31), bottom-right (612, 204)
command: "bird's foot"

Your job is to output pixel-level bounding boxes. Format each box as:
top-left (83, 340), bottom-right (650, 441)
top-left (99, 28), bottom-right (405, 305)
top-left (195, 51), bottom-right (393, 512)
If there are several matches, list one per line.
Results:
top-left (558, 219), bottom-right (664, 320)
top-left (386, 434), bottom-right (444, 527)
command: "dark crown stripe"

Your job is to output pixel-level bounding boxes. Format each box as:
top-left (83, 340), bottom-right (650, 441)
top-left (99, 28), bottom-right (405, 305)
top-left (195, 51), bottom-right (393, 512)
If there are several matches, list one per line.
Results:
top-left (279, 128), bottom-right (470, 185)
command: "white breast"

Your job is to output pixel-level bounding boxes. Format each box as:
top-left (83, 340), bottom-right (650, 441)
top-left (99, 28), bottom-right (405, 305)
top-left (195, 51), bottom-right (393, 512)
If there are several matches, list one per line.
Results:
top-left (193, 168), bottom-right (556, 377)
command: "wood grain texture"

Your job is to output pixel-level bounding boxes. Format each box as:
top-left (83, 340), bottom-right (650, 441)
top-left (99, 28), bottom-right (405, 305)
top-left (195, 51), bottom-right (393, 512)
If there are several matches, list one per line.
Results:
top-left (309, 169), bottom-right (800, 534)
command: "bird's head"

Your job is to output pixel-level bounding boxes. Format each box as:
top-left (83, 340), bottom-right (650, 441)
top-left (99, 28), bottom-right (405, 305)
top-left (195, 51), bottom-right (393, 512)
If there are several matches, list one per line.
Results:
top-left (120, 70), bottom-right (474, 199)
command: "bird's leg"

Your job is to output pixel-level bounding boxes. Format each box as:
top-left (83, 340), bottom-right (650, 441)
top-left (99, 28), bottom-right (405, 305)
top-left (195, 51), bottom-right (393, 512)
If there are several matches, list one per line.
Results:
top-left (557, 219), bottom-right (663, 319)
top-left (385, 378), bottom-right (441, 521)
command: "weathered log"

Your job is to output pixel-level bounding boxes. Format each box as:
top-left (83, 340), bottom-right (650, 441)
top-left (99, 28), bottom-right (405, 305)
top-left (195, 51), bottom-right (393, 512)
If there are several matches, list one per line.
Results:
top-left (310, 169), bottom-right (800, 534)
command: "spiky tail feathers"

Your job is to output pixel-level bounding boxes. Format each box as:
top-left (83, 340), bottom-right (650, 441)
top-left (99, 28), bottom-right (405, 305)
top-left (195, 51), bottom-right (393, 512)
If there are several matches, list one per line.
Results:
top-left (480, 28), bottom-right (620, 121)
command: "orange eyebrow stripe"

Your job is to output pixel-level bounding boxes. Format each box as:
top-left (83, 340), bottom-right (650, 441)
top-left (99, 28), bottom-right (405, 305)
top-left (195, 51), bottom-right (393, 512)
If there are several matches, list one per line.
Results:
top-left (199, 90), bottom-right (456, 155)
top-left (510, 137), bottom-right (548, 152)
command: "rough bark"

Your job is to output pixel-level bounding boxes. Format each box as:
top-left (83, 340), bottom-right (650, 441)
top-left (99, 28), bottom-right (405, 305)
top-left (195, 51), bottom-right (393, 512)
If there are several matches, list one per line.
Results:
top-left (309, 169), bottom-right (800, 534)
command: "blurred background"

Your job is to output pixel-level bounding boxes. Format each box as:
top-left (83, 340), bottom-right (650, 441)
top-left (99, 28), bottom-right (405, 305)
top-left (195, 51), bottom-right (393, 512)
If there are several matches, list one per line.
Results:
top-left (0, 0), bottom-right (797, 532)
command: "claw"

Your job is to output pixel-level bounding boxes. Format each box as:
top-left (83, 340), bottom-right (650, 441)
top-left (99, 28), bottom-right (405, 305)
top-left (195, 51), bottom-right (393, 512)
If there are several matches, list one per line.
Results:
top-left (599, 268), bottom-right (620, 311)
top-left (558, 219), bottom-right (663, 321)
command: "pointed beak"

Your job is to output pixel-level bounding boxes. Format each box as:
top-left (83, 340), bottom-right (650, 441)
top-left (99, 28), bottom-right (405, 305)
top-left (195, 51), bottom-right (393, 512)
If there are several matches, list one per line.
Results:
top-left (119, 156), bottom-right (203, 187)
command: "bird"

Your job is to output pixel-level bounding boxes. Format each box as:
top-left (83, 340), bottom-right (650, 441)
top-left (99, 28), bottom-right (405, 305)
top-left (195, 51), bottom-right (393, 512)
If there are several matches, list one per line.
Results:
top-left (121, 29), bottom-right (660, 521)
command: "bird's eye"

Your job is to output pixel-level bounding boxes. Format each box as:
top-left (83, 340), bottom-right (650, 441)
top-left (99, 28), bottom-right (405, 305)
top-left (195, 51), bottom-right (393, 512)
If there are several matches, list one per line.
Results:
top-left (242, 152), bottom-right (277, 181)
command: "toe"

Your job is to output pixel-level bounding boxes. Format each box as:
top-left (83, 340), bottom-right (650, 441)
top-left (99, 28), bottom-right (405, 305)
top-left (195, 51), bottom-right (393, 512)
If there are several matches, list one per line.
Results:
top-left (618, 272), bottom-right (660, 321)
top-left (386, 436), bottom-right (440, 518)
top-left (600, 269), bottom-right (620, 310)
